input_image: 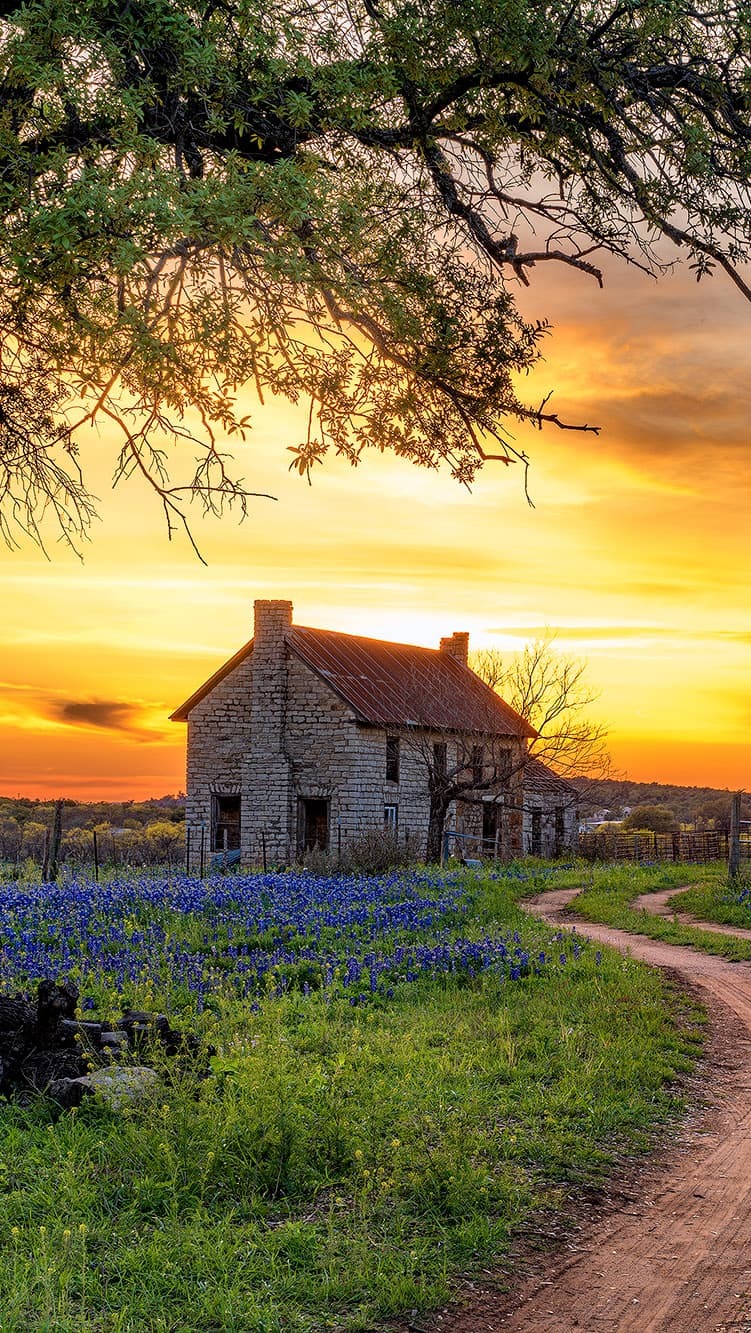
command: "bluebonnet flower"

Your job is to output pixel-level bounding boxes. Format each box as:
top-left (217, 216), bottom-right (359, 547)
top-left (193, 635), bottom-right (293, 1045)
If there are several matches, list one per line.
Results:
top-left (0, 867), bottom-right (592, 1014)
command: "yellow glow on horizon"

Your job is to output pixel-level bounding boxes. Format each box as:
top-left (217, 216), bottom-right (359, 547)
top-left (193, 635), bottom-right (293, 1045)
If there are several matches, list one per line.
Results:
top-left (0, 258), bottom-right (749, 800)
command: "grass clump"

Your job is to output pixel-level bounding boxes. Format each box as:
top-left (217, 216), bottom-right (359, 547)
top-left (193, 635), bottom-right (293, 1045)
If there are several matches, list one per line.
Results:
top-left (0, 865), bottom-right (703, 1331)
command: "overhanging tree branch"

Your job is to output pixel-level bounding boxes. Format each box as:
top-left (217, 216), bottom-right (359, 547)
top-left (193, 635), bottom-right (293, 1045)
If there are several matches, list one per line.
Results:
top-left (0, 0), bottom-right (750, 551)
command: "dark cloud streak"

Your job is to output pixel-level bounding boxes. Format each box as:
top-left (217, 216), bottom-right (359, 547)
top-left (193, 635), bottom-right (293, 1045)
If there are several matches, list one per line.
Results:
top-left (55, 700), bottom-right (144, 732)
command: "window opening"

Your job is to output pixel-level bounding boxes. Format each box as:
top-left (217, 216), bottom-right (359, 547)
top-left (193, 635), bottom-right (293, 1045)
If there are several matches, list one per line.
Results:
top-left (482, 803), bottom-right (499, 857)
top-left (433, 741), bottom-right (447, 777)
top-left (554, 806), bottom-right (565, 854)
top-left (212, 794), bottom-right (241, 852)
top-left (386, 735), bottom-right (400, 783)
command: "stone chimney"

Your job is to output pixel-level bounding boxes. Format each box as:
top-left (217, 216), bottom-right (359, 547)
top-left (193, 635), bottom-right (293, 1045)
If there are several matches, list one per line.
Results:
top-left (254, 599), bottom-right (293, 650)
top-left (244, 600), bottom-right (293, 864)
top-left (439, 631), bottom-right (469, 667)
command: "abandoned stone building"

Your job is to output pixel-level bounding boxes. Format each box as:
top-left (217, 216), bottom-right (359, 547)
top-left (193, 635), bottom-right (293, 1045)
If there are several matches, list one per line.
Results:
top-left (171, 599), bottom-right (578, 866)
top-left (522, 758), bottom-right (579, 857)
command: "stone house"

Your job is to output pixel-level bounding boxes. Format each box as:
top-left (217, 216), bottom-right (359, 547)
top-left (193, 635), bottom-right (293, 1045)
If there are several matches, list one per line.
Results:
top-left (171, 599), bottom-right (568, 867)
top-left (522, 758), bottom-right (579, 857)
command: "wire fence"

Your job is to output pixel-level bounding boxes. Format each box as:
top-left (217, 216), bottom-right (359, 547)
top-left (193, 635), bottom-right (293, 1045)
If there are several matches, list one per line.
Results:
top-left (579, 828), bottom-right (751, 864)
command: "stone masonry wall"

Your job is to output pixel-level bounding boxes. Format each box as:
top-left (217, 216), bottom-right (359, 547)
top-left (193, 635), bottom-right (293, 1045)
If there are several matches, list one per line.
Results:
top-left (243, 601), bottom-right (294, 864)
top-left (184, 653), bottom-right (253, 868)
top-left (523, 792), bottom-right (578, 857)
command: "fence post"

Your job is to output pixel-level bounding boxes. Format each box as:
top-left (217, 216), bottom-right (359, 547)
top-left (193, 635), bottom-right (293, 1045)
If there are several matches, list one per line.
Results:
top-left (48, 800), bottom-right (63, 883)
top-left (199, 824), bottom-right (205, 878)
top-left (185, 826), bottom-right (191, 875)
top-left (729, 792), bottom-right (742, 880)
top-left (93, 828), bottom-right (99, 882)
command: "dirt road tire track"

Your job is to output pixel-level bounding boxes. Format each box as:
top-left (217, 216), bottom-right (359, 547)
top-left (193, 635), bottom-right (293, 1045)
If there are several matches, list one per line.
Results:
top-left (635, 886), bottom-right (751, 942)
top-left (423, 887), bottom-right (751, 1333)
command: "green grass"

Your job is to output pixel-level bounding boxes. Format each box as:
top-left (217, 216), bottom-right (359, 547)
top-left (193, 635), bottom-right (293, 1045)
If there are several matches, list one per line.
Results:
top-left (560, 861), bottom-right (751, 963)
top-left (670, 873), bottom-right (751, 930)
top-left (0, 868), bottom-right (704, 1332)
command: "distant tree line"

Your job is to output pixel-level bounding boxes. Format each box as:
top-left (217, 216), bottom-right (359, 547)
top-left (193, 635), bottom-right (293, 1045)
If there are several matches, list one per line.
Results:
top-left (0, 795), bottom-right (185, 870)
top-left (576, 780), bottom-right (750, 832)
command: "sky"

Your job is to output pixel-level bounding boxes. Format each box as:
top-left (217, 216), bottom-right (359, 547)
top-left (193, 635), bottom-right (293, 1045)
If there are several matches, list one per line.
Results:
top-left (1, 253), bottom-right (749, 800)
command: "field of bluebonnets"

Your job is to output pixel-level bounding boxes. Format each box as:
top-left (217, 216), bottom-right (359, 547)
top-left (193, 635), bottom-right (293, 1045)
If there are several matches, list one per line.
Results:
top-left (0, 862), bottom-right (703, 1332)
top-left (0, 865), bottom-right (592, 1015)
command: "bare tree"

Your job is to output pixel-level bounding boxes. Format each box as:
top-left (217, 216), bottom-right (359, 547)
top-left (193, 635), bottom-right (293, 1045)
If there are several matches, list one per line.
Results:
top-left (404, 727), bottom-right (527, 864)
top-left (472, 637), bottom-right (610, 781)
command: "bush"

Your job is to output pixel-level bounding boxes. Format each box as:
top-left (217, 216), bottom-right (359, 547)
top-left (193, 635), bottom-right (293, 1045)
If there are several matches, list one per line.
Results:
top-left (622, 804), bottom-right (678, 834)
top-left (302, 827), bottom-right (423, 875)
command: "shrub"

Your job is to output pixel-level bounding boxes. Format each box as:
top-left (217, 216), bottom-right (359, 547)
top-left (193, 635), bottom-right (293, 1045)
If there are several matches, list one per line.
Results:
top-left (302, 827), bottom-right (423, 875)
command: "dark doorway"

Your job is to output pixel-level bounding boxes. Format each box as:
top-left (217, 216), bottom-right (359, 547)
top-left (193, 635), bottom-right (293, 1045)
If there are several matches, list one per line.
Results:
top-left (212, 794), bottom-right (241, 851)
top-left (530, 810), bottom-right (542, 856)
top-left (482, 804), bottom-right (499, 857)
top-left (554, 806), bottom-right (565, 856)
top-left (301, 798), bottom-right (329, 852)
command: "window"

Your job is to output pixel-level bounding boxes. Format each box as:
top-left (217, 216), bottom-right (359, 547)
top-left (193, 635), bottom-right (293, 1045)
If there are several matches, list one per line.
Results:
top-left (386, 735), bottom-right (400, 783)
top-left (497, 749), bottom-right (512, 785)
top-left (433, 741), bottom-right (447, 777)
top-left (212, 794), bottom-right (241, 852)
top-left (384, 804), bottom-right (398, 832)
top-left (471, 744), bottom-right (484, 786)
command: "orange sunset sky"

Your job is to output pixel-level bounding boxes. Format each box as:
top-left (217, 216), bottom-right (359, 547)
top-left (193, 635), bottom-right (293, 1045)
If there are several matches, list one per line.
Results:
top-left (1, 255), bottom-right (749, 801)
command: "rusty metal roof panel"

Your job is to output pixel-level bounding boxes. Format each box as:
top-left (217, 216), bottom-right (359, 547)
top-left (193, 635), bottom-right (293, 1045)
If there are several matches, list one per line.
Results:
top-left (171, 624), bottom-right (537, 738)
top-left (288, 626), bottom-right (536, 737)
top-left (523, 756), bottom-right (578, 796)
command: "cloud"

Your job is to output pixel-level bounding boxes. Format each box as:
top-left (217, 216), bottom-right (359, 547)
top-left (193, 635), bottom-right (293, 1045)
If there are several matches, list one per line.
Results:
top-left (54, 700), bottom-right (145, 732)
top-left (0, 681), bottom-right (170, 740)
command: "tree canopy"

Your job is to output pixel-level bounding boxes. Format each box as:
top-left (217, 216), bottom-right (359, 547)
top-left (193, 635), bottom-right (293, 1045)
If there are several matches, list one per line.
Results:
top-left (621, 803), bottom-right (679, 833)
top-left (1, 0), bottom-right (751, 551)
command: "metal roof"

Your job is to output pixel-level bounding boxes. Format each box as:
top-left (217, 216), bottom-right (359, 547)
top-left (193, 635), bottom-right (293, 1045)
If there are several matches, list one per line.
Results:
top-left (523, 756), bottom-right (579, 796)
top-left (288, 627), bottom-right (535, 736)
top-left (171, 624), bottom-right (536, 738)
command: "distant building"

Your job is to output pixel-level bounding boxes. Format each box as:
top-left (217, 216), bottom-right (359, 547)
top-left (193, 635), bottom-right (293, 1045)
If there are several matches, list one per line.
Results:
top-left (523, 758), bottom-right (579, 857)
top-left (171, 600), bottom-right (578, 866)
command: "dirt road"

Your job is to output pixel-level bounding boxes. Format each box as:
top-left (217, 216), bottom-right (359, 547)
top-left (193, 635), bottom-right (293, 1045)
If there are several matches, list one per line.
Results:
top-left (428, 888), bottom-right (751, 1333)
top-left (634, 885), bottom-right (751, 942)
